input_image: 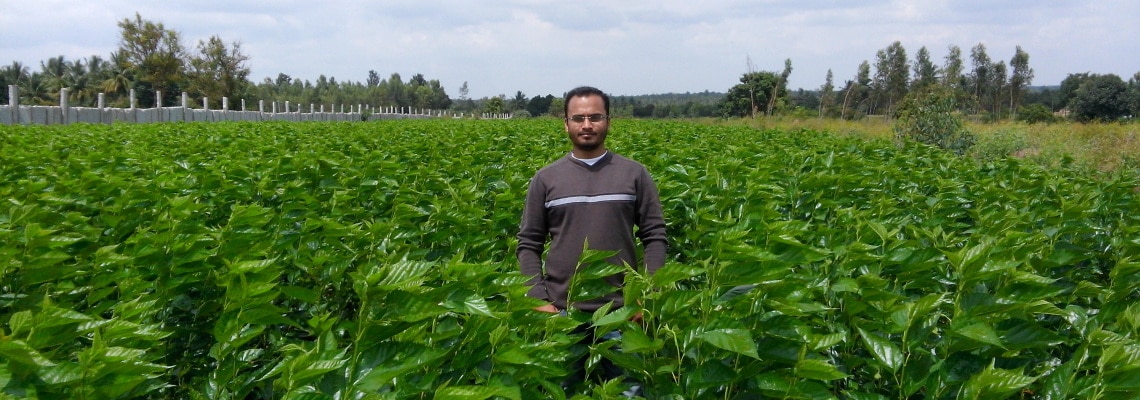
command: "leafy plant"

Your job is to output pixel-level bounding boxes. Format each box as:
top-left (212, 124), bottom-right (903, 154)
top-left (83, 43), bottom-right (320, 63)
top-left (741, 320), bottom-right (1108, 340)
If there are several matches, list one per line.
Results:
top-left (1, 119), bottom-right (1138, 398)
top-left (894, 87), bottom-right (976, 155)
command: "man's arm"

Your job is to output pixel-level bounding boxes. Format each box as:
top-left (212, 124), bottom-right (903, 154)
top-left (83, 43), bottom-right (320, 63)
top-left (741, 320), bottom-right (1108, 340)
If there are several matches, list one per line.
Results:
top-left (516, 176), bottom-right (553, 304)
top-left (636, 168), bottom-right (668, 274)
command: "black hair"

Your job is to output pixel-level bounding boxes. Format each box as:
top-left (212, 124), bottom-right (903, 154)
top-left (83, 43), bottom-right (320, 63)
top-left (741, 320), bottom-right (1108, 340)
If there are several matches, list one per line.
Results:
top-left (563, 86), bottom-right (610, 116)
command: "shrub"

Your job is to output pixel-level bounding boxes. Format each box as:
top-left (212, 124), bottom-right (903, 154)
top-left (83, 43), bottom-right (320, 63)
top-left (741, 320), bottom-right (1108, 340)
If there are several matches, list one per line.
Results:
top-left (1016, 103), bottom-right (1058, 123)
top-left (893, 87), bottom-right (975, 155)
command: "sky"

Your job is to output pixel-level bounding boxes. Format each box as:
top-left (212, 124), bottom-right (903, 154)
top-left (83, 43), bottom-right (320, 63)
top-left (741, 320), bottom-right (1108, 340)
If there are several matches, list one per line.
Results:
top-left (2, 1), bottom-right (1138, 100)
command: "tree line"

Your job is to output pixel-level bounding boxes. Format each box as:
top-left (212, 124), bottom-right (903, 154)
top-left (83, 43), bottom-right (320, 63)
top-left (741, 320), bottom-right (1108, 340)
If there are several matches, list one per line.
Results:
top-left (5, 16), bottom-right (1137, 121)
top-left (0, 14), bottom-right (452, 112)
top-left (722, 41), bottom-right (1140, 122)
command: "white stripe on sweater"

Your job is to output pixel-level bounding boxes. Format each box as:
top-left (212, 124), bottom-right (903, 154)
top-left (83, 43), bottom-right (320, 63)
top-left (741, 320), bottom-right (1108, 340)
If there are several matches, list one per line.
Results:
top-left (545, 194), bottom-right (636, 208)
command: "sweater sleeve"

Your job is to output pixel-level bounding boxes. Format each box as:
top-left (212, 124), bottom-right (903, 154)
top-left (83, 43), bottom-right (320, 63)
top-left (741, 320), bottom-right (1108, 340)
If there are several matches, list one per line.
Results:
top-left (516, 175), bottom-right (550, 301)
top-left (636, 168), bottom-right (668, 275)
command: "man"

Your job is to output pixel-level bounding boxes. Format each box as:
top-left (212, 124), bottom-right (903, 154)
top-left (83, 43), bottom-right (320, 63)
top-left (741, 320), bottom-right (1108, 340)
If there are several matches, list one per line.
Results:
top-left (515, 86), bottom-right (668, 394)
top-left (516, 85), bottom-right (668, 314)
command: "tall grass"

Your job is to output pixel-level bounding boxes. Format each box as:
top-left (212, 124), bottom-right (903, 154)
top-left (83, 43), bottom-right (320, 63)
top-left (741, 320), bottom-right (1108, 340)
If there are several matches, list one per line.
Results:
top-left (713, 116), bottom-right (1140, 174)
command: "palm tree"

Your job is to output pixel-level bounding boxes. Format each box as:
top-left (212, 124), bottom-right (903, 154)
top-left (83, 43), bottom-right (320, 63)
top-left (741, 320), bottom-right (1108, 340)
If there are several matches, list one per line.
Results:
top-left (102, 51), bottom-right (134, 106)
top-left (40, 56), bottom-right (71, 103)
top-left (1, 61), bottom-right (31, 89)
top-left (24, 73), bottom-right (54, 105)
top-left (71, 55), bottom-right (110, 106)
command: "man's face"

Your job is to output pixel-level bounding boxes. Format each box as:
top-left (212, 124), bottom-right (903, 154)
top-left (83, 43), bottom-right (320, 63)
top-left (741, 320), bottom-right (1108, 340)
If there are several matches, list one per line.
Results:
top-left (564, 94), bottom-right (609, 155)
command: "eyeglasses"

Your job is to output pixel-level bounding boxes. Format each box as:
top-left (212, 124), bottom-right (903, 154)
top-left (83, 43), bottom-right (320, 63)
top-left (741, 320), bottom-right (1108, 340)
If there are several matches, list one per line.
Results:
top-left (565, 114), bottom-right (609, 123)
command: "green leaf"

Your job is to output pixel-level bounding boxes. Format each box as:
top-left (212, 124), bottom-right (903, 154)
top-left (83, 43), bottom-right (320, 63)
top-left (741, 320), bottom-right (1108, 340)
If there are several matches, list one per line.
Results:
top-left (592, 307), bottom-right (635, 330)
top-left (959, 363), bottom-right (1037, 400)
top-left (697, 328), bottom-right (759, 359)
top-left (435, 384), bottom-right (521, 400)
top-left (38, 361), bottom-right (84, 385)
top-left (0, 339), bottom-right (55, 367)
top-left (650, 262), bottom-right (704, 287)
top-left (952, 322), bottom-right (1005, 349)
top-left (621, 328), bottom-right (661, 353)
top-left (795, 359), bottom-right (849, 381)
top-left (856, 326), bottom-right (903, 372)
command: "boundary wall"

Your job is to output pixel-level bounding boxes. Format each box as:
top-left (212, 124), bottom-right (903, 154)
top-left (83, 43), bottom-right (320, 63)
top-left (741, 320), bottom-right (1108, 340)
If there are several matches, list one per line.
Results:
top-left (1, 85), bottom-right (508, 125)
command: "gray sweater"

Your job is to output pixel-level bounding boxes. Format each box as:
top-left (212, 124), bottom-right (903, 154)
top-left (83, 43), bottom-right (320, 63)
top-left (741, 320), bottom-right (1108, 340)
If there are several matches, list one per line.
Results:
top-left (516, 152), bottom-right (668, 311)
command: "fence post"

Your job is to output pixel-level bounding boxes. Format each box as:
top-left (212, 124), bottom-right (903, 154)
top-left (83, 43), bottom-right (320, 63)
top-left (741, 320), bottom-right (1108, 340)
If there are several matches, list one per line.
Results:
top-left (60, 88), bottom-right (69, 124)
top-left (223, 97), bottom-right (229, 112)
top-left (156, 90), bottom-right (163, 122)
top-left (180, 92), bottom-right (188, 123)
top-left (9, 85), bottom-right (19, 124)
top-left (97, 93), bottom-right (106, 124)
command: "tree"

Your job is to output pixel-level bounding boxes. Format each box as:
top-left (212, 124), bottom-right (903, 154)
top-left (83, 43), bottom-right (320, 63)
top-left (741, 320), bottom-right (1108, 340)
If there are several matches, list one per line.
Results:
top-left (912, 46), bottom-right (938, 90)
top-left (883, 41), bottom-right (910, 117)
top-left (549, 97), bottom-right (566, 118)
top-left (1130, 72), bottom-right (1140, 116)
top-left (188, 35), bottom-right (250, 108)
top-left (424, 79), bottom-right (451, 110)
top-left (458, 81), bottom-right (469, 101)
top-left (870, 48), bottom-right (890, 115)
top-left (526, 94), bottom-right (554, 117)
top-left (483, 96), bottom-right (505, 115)
top-left (989, 61), bottom-right (1008, 118)
top-left (942, 45), bottom-right (964, 89)
top-left (942, 45), bottom-right (970, 112)
top-left (116, 13), bottom-right (188, 106)
top-left (367, 70), bottom-right (380, 88)
top-left (40, 56), bottom-right (69, 99)
top-left (1, 61), bottom-right (31, 91)
top-left (766, 59), bottom-right (793, 116)
top-left (840, 61), bottom-right (872, 120)
top-left (385, 73), bottom-right (406, 106)
top-left (968, 43), bottom-right (992, 114)
top-left (100, 51), bottom-right (134, 105)
top-left (1008, 46), bottom-right (1034, 116)
top-left (818, 69), bottom-right (835, 118)
top-left (511, 91), bottom-right (528, 111)
top-left (1058, 73), bottom-right (1092, 109)
top-left (720, 71), bottom-right (782, 118)
top-left (1069, 74), bottom-right (1132, 122)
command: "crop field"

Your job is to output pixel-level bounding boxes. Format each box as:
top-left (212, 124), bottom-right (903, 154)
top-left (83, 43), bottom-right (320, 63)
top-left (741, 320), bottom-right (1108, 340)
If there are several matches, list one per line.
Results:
top-left (1, 119), bottom-right (1139, 399)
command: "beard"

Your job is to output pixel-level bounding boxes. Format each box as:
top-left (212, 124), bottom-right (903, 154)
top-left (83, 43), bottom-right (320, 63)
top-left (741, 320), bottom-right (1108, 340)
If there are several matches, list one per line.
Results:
top-left (569, 130), bottom-right (606, 152)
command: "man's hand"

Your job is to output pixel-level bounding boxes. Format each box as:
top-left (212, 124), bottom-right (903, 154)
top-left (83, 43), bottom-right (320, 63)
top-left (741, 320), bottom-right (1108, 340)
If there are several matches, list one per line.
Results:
top-left (534, 304), bottom-right (560, 314)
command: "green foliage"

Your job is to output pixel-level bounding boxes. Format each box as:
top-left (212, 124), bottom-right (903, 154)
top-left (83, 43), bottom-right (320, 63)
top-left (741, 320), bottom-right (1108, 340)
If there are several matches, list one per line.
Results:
top-left (1069, 74), bottom-right (1134, 122)
top-left (720, 71), bottom-right (784, 118)
top-left (968, 128), bottom-right (1029, 162)
top-left (482, 96), bottom-right (506, 115)
top-left (894, 87), bottom-right (976, 154)
top-left (1016, 103), bottom-right (1058, 124)
top-left (1, 120), bottom-right (1138, 398)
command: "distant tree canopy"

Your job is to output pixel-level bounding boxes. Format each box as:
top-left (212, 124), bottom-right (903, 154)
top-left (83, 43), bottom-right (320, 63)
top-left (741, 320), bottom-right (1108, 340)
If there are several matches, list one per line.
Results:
top-left (1064, 73), bottom-right (1135, 122)
top-left (0, 13), bottom-right (451, 111)
top-left (720, 71), bottom-right (785, 118)
top-left (758, 41), bottom-right (1135, 124)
